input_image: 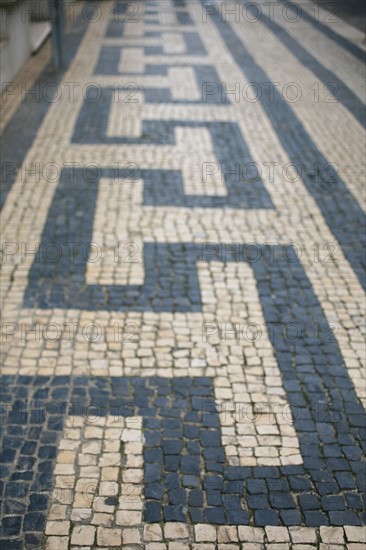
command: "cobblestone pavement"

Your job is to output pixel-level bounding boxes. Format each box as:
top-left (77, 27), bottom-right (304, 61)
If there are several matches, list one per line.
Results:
top-left (1, 0), bottom-right (366, 548)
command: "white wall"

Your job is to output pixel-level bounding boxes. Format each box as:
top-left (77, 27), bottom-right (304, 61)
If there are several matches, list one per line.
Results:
top-left (0, 0), bottom-right (32, 93)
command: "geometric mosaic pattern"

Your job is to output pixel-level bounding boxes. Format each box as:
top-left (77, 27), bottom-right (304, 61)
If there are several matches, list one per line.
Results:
top-left (1, 0), bottom-right (365, 547)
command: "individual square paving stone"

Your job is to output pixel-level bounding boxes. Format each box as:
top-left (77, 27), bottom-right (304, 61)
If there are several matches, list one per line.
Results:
top-left (329, 511), bottom-right (362, 525)
top-left (143, 524), bottom-right (163, 543)
top-left (164, 504), bottom-right (186, 522)
top-left (91, 513), bottom-right (113, 526)
top-left (238, 526), bottom-right (264, 542)
top-left (145, 482), bottom-right (164, 499)
top-left (345, 493), bottom-right (364, 509)
top-left (304, 511), bottom-right (329, 526)
top-left (97, 526), bottom-right (122, 546)
top-left (70, 525), bottom-right (95, 545)
top-left (298, 494), bottom-right (321, 510)
top-left (116, 510), bottom-right (142, 525)
top-left (255, 509), bottom-right (280, 526)
top-left (0, 516), bottom-right (22, 537)
top-left (189, 489), bottom-right (203, 507)
top-left (344, 526), bottom-right (366, 542)
top-left (24, 511), bottom-right (46, 532)
top-left (122, 528), bottom-right (141, 544)
top-left (195, 524), bottom-right (217, 542)
top-left (226, 509), bottom-right (250, 524)
top-left (280, 510), bottom-right (302, 525)
top-left (165, 523), bottom-right (189, 539)
top-left (320, 526), bottom-right (345, 544)
top-left (71, 508), bottom-right (93, 522)
top-left (335, 472), bottom-right (357, 489)
top-left (204, 507), bottom-right (225, 524)
top-left (321, 495), bottom-right (345, 510)
top-left (144, 501), bottom-right (161, 522)
top-left (47, 505), bottom-right (68, 521)
top-left (270, 491), bottom-right (296, 510)
top-left (190, 508), bottom-right (204, 523)
top-left (265, 526), bottom-right (290, 542)
top-left (206, 490), bottom-right (222, 506)
top-left (45, 537), bottom-right (69, 550)
top-left (217, 526), bottom-right (238, 543)
top-left (289, 527), bottom-right (317, 544)
top-left (45, 521), bottom-right (70, 536)
top-left (24, 532), bottom-right (43, 549)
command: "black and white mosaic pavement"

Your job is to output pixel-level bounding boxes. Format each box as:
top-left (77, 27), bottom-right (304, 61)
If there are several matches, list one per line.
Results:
top-left (1, 0), bottom-right (365, 547)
